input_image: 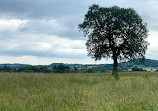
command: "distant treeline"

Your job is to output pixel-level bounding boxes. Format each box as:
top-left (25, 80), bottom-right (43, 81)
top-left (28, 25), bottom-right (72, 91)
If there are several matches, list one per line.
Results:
top-left (1, 59), bottom-right (158, 73)
top-left (0, 64), bottom-right (100, 73)
top-left (0, 64), bottom-right (151, 73)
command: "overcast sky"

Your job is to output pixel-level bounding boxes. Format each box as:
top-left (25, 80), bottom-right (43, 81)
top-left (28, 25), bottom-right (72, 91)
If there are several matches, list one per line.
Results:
top-left (0, 0), bottom-right (158, 65)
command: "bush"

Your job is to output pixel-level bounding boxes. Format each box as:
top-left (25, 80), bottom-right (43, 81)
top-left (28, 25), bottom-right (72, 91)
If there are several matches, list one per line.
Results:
top-left (53, 64), bottom-right (70, 73)
top-left (132, 66), bottom-right (145, 71)
top-left (1, 65), bottom-right (12, 72)
top-left (39, 66), bottom-right (51, 73)
top-left (84, 68), bottom-right (95, 73)
top-left (17, 66), bottom-right (39, 72)
top-left (114, 74), bottom-right (120, 81)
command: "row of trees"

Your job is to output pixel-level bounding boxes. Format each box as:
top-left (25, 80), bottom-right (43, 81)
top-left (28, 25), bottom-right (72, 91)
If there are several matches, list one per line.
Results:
top-left (0, 65), bottom-right (51, 73)
top-left (0, 64), bottom-right (148, 73)
top-left (0, 64), bottom-right (98, 73)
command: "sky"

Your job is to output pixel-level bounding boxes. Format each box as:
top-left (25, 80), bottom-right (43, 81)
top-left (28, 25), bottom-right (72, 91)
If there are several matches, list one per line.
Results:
top-left (0, 0), bottom-right (158, 65)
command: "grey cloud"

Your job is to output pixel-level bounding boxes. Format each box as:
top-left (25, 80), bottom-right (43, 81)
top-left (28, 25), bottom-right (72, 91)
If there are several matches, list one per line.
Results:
top-left (0, 0), bottom-right (87, 39)
top-left (17, 18), bottom-right (84, 40)
top-left (0, 30), bottom-right (87, 60)
top-left (0, 0), bottom-right (87, 19)
top-left (146, 51), bottom-right (158, 60)
top-left (2, 0), bottom-right (158, 39)
top-left (0, 49), bottom-right (87, 60)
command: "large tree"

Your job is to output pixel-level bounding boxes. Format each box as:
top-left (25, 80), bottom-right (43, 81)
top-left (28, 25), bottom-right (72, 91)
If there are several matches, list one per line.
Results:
top-left (78, 5), bottom-right (149, 75)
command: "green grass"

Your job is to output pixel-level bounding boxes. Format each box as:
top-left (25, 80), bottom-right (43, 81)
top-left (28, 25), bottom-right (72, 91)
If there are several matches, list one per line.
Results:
top-left (1, 72), bottom-right (158, 110)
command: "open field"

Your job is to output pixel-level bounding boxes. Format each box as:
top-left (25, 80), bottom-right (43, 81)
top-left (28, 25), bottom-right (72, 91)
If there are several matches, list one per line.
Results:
top-left (1, 72), bottom-right (158, 110)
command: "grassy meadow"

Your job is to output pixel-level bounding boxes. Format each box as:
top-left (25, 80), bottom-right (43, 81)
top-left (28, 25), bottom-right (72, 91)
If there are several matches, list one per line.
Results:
top-left (1, 72), bottom-right (158, 110)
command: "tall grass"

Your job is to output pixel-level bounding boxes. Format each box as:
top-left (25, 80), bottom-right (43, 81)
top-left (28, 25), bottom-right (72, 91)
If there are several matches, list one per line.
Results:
top-left (0, 72), bottom-right (158, 110)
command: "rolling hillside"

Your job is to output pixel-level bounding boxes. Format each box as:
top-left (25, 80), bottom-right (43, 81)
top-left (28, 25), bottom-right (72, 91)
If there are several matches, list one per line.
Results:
top-left (1, 59), bottom-right (158, 72)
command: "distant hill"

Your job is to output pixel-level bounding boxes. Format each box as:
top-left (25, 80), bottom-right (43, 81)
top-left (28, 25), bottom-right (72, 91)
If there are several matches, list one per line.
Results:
top-left (0, 59), bottom-right (158, 72)
top-left (77, 59), bottom-right (158, 71)
top-left (50, 59), bottom-right (158, 72)
top-left (128, 59), bottom-right (158, 68)
top-left (0, 63), bottom-right (31, 68)
top-left (118, 59), bottom-right (158, 70)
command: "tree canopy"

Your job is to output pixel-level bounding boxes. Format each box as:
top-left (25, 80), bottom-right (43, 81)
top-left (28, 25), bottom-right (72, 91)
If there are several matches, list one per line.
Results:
top-left (78, 4), bottom-right (149, 74)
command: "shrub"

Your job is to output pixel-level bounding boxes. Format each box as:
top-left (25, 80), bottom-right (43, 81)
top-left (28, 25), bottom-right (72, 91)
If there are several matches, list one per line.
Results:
top-left (132, 66), bottom-right (145, 71)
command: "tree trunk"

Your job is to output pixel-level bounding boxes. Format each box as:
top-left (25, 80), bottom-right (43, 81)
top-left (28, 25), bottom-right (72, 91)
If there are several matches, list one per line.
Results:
top-left (112, 56), bottom-right (118, 75)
